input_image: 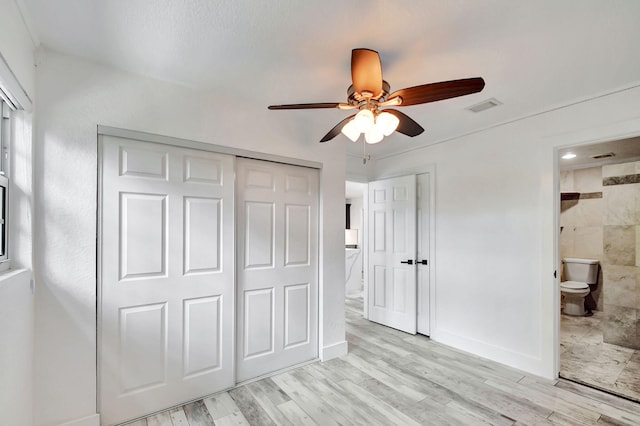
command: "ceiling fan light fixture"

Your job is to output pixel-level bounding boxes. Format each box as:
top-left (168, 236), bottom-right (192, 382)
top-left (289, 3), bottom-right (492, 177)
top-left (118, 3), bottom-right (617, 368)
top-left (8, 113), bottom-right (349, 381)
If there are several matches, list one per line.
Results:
top-left (376, 111), bottom-right (400, 136)
top-left (341, 119), bottom-right (360, 142)
top-left (365, 124), bottom-right (384, 144)
top-left (354, 109), bottom-right (374, 133)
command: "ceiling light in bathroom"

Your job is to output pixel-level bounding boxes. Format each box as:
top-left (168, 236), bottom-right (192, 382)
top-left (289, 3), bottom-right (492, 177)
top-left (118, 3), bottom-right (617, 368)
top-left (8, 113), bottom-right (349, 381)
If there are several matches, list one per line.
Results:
top-left (562, 152), bottom-right (577, 159)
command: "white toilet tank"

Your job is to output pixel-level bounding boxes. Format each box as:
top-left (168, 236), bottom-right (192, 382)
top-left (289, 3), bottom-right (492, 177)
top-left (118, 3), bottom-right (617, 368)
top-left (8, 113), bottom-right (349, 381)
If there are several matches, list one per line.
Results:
top-left (562, 258), bottom-right (599, 284)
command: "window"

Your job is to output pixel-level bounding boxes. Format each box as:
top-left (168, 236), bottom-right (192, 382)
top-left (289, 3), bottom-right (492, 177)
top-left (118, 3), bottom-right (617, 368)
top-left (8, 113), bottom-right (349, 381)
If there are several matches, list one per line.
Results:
top-left (0, 51), bottom-right (32, 273)
top-left (0, 99), bottom-right (9, 268)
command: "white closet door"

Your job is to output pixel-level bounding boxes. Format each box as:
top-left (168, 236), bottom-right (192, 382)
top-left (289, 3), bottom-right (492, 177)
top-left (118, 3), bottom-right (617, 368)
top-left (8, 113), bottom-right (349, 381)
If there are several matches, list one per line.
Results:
top-left (99, 136), bottom-right (235, 425)
top-left (236, 158), bottom-right (318, 382)
top-left (368, 175), bottom-right (417, 334)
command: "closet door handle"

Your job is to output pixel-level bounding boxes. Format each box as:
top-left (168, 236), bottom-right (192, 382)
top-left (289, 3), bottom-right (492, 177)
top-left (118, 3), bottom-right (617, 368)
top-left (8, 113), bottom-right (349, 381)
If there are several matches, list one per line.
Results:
top-left (400, 259), bottom-right (414, 265)
top-left (417, 259), bottom-right (428, 265)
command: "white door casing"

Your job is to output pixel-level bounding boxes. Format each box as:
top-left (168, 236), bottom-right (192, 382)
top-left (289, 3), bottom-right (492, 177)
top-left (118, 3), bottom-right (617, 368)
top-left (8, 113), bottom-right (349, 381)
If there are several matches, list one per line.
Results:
top-left (99, 136), bottom-right (235, 425)
top-left (236, 158), bottom-right (318, 382)
top-left (417, 173), bottom-right (430, 335)
top-left (367, 175), bottom-right (417, 334)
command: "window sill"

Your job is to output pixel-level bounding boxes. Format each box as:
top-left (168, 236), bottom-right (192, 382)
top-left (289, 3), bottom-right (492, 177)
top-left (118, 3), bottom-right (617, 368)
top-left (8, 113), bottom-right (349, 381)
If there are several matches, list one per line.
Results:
top-left (0, 268), bottom-right (31, 291)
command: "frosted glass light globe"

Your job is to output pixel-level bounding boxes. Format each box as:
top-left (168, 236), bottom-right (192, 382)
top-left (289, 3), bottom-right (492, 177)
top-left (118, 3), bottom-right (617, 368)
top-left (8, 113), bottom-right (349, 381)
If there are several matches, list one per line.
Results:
top-left (354, 109), bottom-right (374, 133)
top-left (365, 123), bottom-right (384, 144)
top-left (376, 111), bottom-right (400, 136)
top-left (341, 119), bottom-right (360, 142)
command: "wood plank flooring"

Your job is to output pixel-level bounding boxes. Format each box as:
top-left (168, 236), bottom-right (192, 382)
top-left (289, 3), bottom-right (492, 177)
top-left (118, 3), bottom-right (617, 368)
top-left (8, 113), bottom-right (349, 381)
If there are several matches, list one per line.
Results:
top-left (125, 297), bottom-right (640, 425)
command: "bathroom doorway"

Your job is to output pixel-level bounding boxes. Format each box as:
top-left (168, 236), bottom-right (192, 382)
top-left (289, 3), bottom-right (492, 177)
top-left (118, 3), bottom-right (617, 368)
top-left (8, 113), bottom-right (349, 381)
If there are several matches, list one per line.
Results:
top-left (345, 181), bottom-right (367, 318)
top-left (557, 136), bottom-right (640, 401)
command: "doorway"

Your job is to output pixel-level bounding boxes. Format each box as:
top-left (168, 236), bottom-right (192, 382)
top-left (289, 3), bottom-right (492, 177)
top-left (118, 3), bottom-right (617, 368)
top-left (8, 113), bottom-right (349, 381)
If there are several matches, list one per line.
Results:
top-left (557, 136), bottom-right (640, 401)
top-left (345, 181), bottom-right (367, 318)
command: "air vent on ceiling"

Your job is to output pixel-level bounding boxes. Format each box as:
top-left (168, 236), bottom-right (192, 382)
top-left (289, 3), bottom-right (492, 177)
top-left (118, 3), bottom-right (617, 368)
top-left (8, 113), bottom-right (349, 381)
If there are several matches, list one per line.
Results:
top-left (591, 152), bottom-right (615, 159)
top-left (466, 98), bottom-right (502, 113)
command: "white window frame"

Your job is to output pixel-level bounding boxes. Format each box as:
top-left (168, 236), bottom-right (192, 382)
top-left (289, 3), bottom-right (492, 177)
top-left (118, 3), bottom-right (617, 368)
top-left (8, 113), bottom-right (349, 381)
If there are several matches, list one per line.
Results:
top-left (0, 100), bottom-right (9, 271)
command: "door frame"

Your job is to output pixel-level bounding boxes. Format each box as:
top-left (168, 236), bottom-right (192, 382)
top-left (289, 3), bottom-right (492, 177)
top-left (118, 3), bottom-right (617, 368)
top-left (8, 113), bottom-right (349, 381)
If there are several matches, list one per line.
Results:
top-left (96, 126), bottom-right (323, 415)
top-left (367, 164), bottom-right (437, 339)
top-left (552, 128), bottom-right (640, 380)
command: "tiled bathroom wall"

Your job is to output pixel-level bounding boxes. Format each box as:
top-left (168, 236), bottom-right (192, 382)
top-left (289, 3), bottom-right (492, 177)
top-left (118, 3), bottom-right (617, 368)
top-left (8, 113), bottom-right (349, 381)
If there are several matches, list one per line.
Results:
top-left (602, 161), bottom-right (640, 350)
top-left (560, 160), bottom-right (640, 350)
top-left (560, 166), bottom-right (604, 308)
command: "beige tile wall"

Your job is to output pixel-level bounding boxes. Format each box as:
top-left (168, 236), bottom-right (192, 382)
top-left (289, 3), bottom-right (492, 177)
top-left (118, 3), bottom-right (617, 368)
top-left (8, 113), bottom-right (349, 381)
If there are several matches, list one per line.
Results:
top-left (560, 166), bottom-right (604, 309)
top-left (601, 161), bottom-right (640, 349)
top-left (560, 161), bottom-right (640, 349)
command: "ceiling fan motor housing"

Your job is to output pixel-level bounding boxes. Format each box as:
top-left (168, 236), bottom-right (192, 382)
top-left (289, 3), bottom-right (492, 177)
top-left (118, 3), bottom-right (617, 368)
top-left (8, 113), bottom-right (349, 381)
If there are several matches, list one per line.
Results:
top-left (347, 80), bottom-right (391, 105)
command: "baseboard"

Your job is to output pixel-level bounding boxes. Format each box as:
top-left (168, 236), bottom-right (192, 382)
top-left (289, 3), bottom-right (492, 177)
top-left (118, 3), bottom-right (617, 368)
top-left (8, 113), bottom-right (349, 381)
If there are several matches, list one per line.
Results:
top-left (435, 328), bottom-right (546, 378)
top-left (58, 413), bottom-right (100, 426)
top-left (320, 340), bottom-right (348, 361)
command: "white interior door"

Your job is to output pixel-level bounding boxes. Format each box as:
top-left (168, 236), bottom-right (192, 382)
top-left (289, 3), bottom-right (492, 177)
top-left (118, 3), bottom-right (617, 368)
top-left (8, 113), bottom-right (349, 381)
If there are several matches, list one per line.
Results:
top-left (417, 173), bottom-right (430, 335)
top-left (99, 136), bottom-right (235, 425)
top-left (236, 158), bottom-right (318, 382)
top-left (367, 175), bottom-right (417, 334)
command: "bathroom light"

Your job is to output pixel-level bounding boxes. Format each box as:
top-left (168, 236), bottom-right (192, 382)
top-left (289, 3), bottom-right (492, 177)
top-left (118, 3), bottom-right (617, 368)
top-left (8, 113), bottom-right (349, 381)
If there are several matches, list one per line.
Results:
top-left (376, 112), bottom-right (400, 136)
top-left (353, 109), bottom-right (374, 133)
top-left (341, 119), bottom-right (360, 142)
top-left (562, 152), bottom-right (577, 159)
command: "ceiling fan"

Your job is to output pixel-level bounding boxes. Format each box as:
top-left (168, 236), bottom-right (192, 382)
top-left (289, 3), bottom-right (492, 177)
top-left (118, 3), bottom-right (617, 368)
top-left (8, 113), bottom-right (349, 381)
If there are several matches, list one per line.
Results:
top-left (268, 48), bottom-right (485, 146)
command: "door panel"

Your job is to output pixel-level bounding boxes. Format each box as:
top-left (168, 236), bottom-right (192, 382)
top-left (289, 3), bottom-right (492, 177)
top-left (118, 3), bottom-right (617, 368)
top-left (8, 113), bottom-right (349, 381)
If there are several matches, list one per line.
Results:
top-left (284, 283), bottom-right (310, 347)
top-left (417, 173), bottom-right (431, 335)
top-left (367, 175), bottom-right (417, 334)
top-left (183, 295), bottom-right (221, 377)
top-left (243, 288), bottom-right (274, 358)
top-left (100, 136), bottom-right (235, 425)
top-left (118, 302), bottom-right (167, 394)
top-left (120, 193), bottom-right (167, 279)
top-left (236, 158), bottom-right (318, 382)
top-left (183, 197), bottom-right (221, 274)
top-left (244, 201), bottom-right (275, 268)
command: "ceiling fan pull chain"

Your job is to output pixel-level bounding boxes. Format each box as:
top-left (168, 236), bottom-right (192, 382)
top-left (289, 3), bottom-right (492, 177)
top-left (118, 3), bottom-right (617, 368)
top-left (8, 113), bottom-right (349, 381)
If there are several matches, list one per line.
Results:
top-left (362, 138), bottom-right (369, 164)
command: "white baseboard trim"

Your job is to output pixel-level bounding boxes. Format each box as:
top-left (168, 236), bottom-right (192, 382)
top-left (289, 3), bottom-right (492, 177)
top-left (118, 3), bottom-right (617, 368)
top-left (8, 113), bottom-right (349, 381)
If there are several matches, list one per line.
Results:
top-left (58, 413), bottom-right (100, 426)
top-left (435, 328), bottom-right (546, 378)
top-left (320, 340), bottom-right (348, 361)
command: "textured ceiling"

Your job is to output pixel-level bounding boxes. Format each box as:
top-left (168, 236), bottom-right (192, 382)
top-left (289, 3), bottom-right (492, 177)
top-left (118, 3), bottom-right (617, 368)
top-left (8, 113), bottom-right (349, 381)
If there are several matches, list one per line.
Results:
top-left (21, 0), bottom-right (640, 159)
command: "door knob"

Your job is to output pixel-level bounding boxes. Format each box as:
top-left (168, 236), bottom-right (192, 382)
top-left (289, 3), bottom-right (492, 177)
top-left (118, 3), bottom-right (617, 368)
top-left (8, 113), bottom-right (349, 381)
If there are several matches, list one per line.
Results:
top-left (400, 259), bottom-right (414, 265)
top-left (417, 259), bottom-right (428, 265)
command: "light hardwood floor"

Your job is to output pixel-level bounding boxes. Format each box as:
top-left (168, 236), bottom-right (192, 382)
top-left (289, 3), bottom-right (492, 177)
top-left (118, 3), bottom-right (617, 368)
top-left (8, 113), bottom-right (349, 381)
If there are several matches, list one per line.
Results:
top-left (125, 297), bottom-right (640, 425)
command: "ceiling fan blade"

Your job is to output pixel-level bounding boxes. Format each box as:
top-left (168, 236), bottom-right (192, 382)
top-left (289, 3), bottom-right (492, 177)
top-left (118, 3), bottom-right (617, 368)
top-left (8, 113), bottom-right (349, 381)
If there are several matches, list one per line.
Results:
top-left (268, 102), bottom-right (341, 110)
top-left (388, 77), bottom-right (485, 107)
top-left (320, 114), bottom-right (356, 142)
top-left (351, 49), bottom-right (383, 97)
top-left (384, 109), bottom-right (425, 137)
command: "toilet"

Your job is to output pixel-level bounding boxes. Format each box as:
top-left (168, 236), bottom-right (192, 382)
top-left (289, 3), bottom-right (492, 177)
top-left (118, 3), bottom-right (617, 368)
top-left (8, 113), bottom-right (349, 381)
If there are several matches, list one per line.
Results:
top-left (560, 258), bottom-right (599, 316)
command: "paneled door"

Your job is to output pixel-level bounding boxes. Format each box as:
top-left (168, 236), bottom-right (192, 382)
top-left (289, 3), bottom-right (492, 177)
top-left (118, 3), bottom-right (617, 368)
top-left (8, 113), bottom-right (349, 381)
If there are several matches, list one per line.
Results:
top-left (236, 158), bottom-right (318, 382)
top-left (417, 173), bottom-right (431, 335)
top-left (368, 175), bottom-right (417, 334)
top-left (99, 136), bottom-right (235, 425)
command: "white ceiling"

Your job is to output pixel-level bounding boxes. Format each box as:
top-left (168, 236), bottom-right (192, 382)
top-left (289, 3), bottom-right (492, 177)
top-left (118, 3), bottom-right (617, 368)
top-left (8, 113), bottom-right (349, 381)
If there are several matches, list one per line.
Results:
top-left (21, 0), bottom-right (640, 159)
top-left (559, 136), bottom-right (640, 170)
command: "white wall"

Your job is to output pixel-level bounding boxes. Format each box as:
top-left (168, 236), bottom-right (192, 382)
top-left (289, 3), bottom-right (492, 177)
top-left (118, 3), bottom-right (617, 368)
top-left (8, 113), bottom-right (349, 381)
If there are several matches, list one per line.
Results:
top-left (0, 1), bottom-right (36, 425)
top-left (0, 0), bottom-right (35, 100)
top-left (0, 270), bottom-right (33, 426)
top-left (368, 83), bottom-right (640, 379)
top-left (33, 49), bottom-right (346, 425)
